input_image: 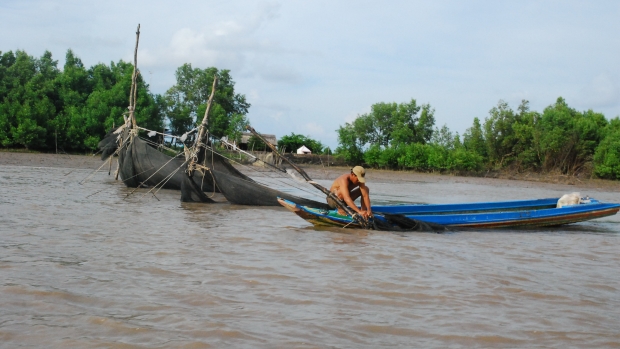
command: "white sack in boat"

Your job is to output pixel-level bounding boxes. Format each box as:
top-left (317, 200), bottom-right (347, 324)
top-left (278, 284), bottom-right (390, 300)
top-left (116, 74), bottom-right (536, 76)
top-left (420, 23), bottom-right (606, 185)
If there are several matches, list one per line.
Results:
top-left (557, 192), bottom-right (582, 208)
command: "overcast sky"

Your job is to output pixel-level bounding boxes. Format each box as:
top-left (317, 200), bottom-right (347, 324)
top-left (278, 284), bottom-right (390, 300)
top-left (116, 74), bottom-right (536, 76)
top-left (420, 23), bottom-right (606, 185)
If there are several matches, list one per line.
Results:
top-left (2, 0), bottom-right (619, 147)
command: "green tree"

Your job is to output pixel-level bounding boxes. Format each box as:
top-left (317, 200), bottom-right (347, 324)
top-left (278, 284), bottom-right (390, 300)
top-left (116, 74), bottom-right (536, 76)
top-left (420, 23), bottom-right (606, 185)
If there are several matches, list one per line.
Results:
top-left (348, 99), bottom-right (433, 147)
top-left (415, 104), bottom-right (436, 144)
top-left (225, 112), bottom-right (249, 145)
top-left (398, 143), bottom-right (429, 170)
top-left (574, 109), bottom-right (608, 166)
top-left (463, 117), bottom-right (487, 158)
top-left (163, 64), bottom-right (250, 139)
top-left (335, 122), bottom-right (364, 164)
top-left (335, 98), bottom-right (435, 164)
top-left (81, 61), bottom-right (164, 149)
top-left (538, 97), bottom-right (607, 174)
top-left (277, 133), bottom-right (324, 154)
top-left (483, 100), bottom-right (518, 166)
top-left (511, 101), bottom-right (541, 170)
top-left (430, 124), bottom-right (454, 150)
top-left (447, 147), bottom-right (484, 172)
top-left (52, 49), bottom-right (92, 150)
top-left (0, 51), bottom-right (16, 145)
top-left (1, 50), bottom-right (52, 149)
top-left (593, 117), bottom-right (620, 179)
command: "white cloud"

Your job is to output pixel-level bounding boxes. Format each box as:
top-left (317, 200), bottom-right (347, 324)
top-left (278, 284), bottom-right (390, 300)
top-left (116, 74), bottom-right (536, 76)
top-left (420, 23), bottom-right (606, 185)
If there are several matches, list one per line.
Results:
top-left (3, 0), bottom-right (620, 148)
top-left (302, 122), bottom-right (325, 136)
top-left (248, 89), bottom-right (261, 103)
top-left (165, 27), bottom-right (245, 68)
top-left (343, 106), bottom-right (371, 124)
top-left (256, 64), bottom-right (303, 84)
top-left (137, 2), bottom-right (307, 85)
top-left (270, 111), bottom-right (285, 121)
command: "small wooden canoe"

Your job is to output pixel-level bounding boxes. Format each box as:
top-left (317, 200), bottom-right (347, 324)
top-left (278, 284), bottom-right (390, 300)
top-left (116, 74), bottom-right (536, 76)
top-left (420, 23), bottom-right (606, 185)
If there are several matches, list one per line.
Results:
top-left (277, 197), bottom-right (620, 229)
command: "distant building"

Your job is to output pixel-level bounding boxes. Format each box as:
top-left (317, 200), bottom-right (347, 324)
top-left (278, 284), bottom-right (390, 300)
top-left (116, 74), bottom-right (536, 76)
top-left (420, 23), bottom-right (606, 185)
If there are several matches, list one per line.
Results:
top-left (296, 145), bottom-right (312, 154)
top-left (239, 132), bottom-right (277, 151)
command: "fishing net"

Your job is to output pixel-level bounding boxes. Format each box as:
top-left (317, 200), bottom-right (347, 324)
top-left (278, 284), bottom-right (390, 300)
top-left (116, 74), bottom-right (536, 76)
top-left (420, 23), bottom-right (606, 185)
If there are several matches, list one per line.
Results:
top-left (107, 133), bottom-right (188, 190)
top-left (98, 128), bottom-right (119, 161)
top-left (180, 173), bottom-right (215, 202)
top-left (181, 145), bottom-right (214, 203)
top-left (372, 213), bottom-right (448, 233)
top-left (211, 169), bottom-right (332, 208)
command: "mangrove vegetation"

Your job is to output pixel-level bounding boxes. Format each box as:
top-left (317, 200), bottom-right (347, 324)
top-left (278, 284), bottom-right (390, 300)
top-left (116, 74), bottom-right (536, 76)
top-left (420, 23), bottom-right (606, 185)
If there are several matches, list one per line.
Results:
top-left (0, 49), bottom-right (249, 153)
top-left (1, 49), bottom-right (619, 180)
top-left (335, 98), bottom-right (620, 180)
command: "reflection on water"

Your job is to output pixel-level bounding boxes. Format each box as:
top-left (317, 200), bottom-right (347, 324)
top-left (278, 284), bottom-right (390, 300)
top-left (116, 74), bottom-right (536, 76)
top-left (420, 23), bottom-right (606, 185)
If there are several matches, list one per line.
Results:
top-left (0, 165), bottom-right (619, 348)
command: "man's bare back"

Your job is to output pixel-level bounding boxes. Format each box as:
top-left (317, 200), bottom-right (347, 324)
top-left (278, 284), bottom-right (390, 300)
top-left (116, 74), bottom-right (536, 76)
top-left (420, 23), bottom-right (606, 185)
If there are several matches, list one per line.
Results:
top-left (327, 166), bottom-right (372, 219)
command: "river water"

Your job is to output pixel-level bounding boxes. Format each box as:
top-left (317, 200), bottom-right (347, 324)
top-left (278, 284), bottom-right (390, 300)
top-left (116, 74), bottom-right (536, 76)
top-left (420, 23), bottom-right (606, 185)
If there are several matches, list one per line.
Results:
top-left (1, 164), bottom-right (619, 348)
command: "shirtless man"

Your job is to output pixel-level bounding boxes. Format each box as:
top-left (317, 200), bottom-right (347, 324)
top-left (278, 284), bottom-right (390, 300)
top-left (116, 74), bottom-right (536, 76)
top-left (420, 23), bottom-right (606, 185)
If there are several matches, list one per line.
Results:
top-left (327, 166), bottom-right (372, 219)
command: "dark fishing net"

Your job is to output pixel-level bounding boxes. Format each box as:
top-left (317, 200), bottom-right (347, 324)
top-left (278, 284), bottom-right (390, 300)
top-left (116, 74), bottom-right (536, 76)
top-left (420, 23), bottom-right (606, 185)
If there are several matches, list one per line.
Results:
top-left (112, 128), bottom-right (139, 187)
top-left (98, 128), bottom-right (120, 161)
top-left (372, 213), bottom-right (448, 233)
top-left (111, 132), bottom-right (216, 192)
top-left (211, 169), bottom-right (332, 208)
top-left (118, 140), bottom-right (140, 187)
top-left (180, 145), bottom-right (215, 203)
top-left (202, 147), bottom-right (253, 182)
top-left (129, 136), bottom-right (189, 190)
top-left (181, 172), bottom-right (215, 202)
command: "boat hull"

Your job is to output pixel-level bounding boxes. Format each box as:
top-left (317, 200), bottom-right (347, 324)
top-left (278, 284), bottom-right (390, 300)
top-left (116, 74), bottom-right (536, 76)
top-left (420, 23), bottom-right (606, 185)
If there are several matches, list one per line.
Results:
top-left (277, 198), bottom-right (620, 230)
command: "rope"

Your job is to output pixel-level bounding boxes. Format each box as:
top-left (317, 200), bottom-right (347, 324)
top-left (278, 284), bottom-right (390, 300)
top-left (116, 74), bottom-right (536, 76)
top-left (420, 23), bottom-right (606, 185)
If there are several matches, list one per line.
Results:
top-left (146, 159), bottom-right (189, 199)
top-left (123, 150), bottom-right (185, 200)
top-left (205, 146), bottom-right (216, 198)
top-left (342, 220), bottom-right (356, 229)
top-left (136, 126), bottom-right (197, 140)
top-left (138, 136), bottom-right (182, 154)
top-left (79, 159), bottom-right (114, 185)
top-left (220, 137), bottom-right (287, 173)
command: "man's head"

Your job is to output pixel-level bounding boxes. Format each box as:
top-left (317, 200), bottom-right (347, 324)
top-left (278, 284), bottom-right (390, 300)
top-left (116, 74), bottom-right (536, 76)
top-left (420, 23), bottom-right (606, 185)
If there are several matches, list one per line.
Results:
top-left (351, 166), bottom-right (366, 183)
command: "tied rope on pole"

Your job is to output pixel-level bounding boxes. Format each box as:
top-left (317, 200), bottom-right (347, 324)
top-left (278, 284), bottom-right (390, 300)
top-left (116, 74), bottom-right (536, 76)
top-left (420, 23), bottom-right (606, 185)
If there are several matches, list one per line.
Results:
top-left (187, 76), bottom-right (218, 176)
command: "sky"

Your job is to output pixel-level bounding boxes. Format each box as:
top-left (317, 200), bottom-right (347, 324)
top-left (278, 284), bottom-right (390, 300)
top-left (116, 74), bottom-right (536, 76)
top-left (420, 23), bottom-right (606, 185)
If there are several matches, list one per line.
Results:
top-left (2, 0), bottom-right (619, 148)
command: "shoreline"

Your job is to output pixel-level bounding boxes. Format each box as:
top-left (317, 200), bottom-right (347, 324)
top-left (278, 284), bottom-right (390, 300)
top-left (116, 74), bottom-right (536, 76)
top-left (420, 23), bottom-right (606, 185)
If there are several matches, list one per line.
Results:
top-left (2, 150), bottom-right (619, 192)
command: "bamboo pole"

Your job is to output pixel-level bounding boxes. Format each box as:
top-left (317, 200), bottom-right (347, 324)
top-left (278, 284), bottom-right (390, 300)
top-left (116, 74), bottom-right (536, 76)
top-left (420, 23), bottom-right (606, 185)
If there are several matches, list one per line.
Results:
top-left (246, 126), bottom-right (370, 228)
top-left (186, 76), bottom-right (218, 176)
top-left (129, 24), bottom-right (141, 129)
top-left (194, 76), bottom-right (218, 148)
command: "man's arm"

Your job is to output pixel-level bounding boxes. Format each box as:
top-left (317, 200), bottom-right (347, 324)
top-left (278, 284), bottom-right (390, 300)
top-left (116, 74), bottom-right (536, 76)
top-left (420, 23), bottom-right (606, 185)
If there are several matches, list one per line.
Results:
top-left (359, 183), bottom-right (371, 215)
top-left (338, 178), bottom-right (369, 218)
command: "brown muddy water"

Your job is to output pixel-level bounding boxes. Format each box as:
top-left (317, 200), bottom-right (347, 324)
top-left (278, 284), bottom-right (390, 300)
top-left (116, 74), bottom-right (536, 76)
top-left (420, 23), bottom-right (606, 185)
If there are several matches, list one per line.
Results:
top-left (1, 163), bottom-right (619, 348)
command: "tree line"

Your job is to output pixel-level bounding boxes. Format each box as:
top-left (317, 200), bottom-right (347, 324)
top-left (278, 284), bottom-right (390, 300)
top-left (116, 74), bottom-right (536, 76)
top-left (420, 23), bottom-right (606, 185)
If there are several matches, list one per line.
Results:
top-left (0, 49), bottom-right (249, 152)
top-left (335, 98), bottom-right (620, 180)
top-left (2, 49), bottom-right (619, 180)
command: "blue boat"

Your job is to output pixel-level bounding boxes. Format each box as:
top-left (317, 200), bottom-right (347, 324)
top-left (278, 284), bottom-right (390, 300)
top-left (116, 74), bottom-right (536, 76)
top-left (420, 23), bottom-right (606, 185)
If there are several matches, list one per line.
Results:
top-left (277, 197), bottom-right (620, 229)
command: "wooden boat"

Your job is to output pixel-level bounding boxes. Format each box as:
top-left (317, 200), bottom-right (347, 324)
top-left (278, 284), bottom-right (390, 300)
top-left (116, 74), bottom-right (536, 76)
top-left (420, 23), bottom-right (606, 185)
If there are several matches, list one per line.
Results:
top-left (277, 197), bottom-right (620, 229)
